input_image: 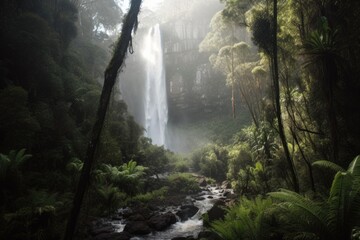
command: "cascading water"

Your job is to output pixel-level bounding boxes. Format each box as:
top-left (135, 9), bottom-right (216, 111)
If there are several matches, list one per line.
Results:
top-left (142, 24), bottom-right (168, 147)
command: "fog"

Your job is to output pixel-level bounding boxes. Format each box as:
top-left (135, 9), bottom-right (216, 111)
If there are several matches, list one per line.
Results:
top-left (119, 0), bottom-right (232, 153)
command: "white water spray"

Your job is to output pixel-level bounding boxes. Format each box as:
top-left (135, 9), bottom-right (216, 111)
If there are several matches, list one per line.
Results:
top-left (142, 24), bottom-right (168, 146)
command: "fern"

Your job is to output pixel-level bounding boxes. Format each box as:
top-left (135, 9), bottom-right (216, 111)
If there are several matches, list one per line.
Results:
top-left (270, 155), bottom-right (360, 240)
top-left (210, 196), bottom-right (273, 240)
top-left (312, 160), bottom-right (345, 173)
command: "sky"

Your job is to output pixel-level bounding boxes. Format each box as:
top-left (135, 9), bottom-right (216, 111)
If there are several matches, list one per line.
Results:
top-left (120, 0), bottom-right (164, 11)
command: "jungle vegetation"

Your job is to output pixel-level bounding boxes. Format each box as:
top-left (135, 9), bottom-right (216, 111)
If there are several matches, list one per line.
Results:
top-left (0, 0), bottom-right (360, 239)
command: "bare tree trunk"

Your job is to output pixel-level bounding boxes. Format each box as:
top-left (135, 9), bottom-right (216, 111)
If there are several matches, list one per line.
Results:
top-left (63, 1), bottom-right (142, 239)
top-left (272, 0), bottom-right (299, 192)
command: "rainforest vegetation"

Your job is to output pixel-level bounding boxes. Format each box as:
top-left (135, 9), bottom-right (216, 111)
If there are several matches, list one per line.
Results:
top-left (0, 0), bottom-right (360, 240)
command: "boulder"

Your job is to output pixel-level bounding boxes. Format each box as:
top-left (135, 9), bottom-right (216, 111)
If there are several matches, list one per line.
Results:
top-left (199, 178), bottom-right (207, 187)
top-left (133, 207), bottom-right (153, 220)
top-left (171, 237), bottom-right (195, 240)
top-left (176, 205), bottom-right (199, 221)
top-left (207, 200), bottom-right (226, 223)
top-left (90, 226), bottom-right (114, 236)
top-left (128, 213), bottom-right (146, 221)
top-left (194, 196), bottom-right (205, 201)
top-left (223, 191), bottom-right (237, 199)
top-left (94, 232), bottom-right (132, 240)
top-left (124, 221), bottom-right (151, 235)
top-left (198, 230), bottom-right (220, 240)
top-left (221, 180), bottom-right (232, 189)
top-left (148, 212), bottom-right (177, 231)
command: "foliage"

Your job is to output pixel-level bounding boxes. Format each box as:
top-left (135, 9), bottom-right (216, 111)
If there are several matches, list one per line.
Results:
top-left (211, 196), bottom-right (274, 240)
top-left (192, 144), bottom-right (228, 181)
top-left (269, 155), bottom-right (360, 240)
top-left (128, 187), bottom-right (169, 204)
top-left (95, 184), bottom-right (126, 216)
top-left (2, 189), bottom-right (71, 240)
top-left (95, 160), bottom-right (147, 196)
top-left (166, 173), bottom-right (201, 195)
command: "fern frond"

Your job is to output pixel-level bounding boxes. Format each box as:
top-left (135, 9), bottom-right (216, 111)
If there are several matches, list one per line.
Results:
top-left (312, 160), bottom-right (345, 173)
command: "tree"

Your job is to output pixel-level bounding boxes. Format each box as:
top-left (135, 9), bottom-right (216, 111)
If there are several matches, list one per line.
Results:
top-left (63, 1), bottom-right (142, 239)
top-left (247, 0), bottom-right (299, 192)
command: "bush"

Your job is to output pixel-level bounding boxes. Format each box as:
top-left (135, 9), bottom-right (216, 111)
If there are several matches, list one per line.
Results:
top-left (167, 173), bottom-right (201, 194)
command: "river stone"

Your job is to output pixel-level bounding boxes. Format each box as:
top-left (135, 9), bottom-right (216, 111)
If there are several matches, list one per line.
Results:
top-left (148, 212), bottom-right (177, 231)
top-left (198, 230), bottom-right (220, 240)
top-left (124, 221), bottom-right (151, 235)
top-left (90, 226), bottom-right (114, 236)
top-left (223, 191), bottom-right (237, 199)
top-left (199, 178), bottom-right (207, 187)
top-left (133, 207), bottom-right (153, 219)
top-left (221, 180), bottom-right (232, 189)
top-left (94, 232), bottom-right (132, 240)
top-left (194, 197), bottom-right (205, 201)
top-left (207, 200), bottom-right (226, 223)
top-left (128, 213), bottom-right (146, 221)
top-left (171, 237), bottom-right (195, 240)
top-left (176, 205), bottom-right (199, 221)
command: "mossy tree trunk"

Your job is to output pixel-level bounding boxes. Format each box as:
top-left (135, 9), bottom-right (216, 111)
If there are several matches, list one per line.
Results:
top-left (63, 1), bottom-right (142, 239)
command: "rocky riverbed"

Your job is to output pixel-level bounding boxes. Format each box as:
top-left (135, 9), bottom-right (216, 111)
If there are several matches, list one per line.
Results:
top-left (87, 179), bottom-right (237, 240)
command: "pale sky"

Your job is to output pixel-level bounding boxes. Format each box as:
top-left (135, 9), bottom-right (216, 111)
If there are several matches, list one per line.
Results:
top-left (120, 0), bottom-right (164, 11)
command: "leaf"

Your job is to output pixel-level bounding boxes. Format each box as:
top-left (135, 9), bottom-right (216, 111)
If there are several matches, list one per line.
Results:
top-left (312, 160), bottom-right (345, 173)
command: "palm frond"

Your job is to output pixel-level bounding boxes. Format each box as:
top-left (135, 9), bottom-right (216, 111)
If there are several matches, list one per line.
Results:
top-left (312, 160), bottom-right (345, 173)
top-left (269, 189), bottom-right (330, 237)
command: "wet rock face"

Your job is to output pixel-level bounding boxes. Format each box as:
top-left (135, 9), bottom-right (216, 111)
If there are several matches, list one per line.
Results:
top-left (198, 230), bottom-right (220, 240)
top-left (90, 225), bottom-right (114, 236)
top-left (176, 205), bottom-right (199, 221)
top-left (147, 212), bottom-right (177, 231)
top-left (94, 232), bottom-right (132, 240)
top-left (206, 200), bottom-right (226, 223)
top-left (198, 178), bottom-right (207, 187)
top-left (124, 221), bottom-right (152, 235)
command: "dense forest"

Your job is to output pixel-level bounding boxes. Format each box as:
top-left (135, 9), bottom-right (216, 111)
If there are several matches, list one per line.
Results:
top-left (1, 0), bottom-right (360, 240)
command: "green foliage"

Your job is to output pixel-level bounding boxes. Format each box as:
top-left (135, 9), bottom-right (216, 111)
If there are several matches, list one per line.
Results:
top-left (191, 144), bottom-right (228, 181)
top-left (96, 184), bottom-right (126, 216)
top-left (66, 158), bottom-right (83, 173)
top-left (249, 6), bottom-right (273, 55)
top-left (0, 87), bottom-right (40, 151)
top-left (129, 187), bottom-right (168, 204)
top-left (211, 196), bottom-right (274, 240)
top-left (2, 189), bottom-right (70, 240)
top-left (96, 160), bottom-right (147, 196)
top-left (269, 155), bottom-right (360, 240)
top-left (312, 160), bottom-right (345, 173)
top-left (135, 137), bottom-right (170, 176)
top-left (167, 173), bottom-right (201, 195)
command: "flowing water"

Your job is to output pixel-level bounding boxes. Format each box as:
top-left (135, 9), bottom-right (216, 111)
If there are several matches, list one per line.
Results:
top-left (142, 24), bottom-right (168, 147)
top-left (110, 187), bottom-right (225, 240)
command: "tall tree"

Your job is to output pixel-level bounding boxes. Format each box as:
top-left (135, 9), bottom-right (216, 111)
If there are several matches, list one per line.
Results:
top-left (63, 1), bottom-right (142, 239)
top-left (271, 0), bottom-right (299, 192)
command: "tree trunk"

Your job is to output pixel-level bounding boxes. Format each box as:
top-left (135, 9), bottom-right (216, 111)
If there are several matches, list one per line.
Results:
top-left (272, 0), bottom-right (299, 192)
top-left (63, 1), bottom-right (142, 239)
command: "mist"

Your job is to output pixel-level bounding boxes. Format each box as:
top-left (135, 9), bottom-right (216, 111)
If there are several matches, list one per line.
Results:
top-left (119, 0), bottom-right (251, 153)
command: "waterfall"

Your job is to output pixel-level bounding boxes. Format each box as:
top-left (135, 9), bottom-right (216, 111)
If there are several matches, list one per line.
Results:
top-left (142, 24), bottom-right (168, 147)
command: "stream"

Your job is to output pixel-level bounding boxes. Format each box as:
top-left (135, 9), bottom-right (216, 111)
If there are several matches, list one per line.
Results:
top-left (108, 186), bottom-right (227, 240)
